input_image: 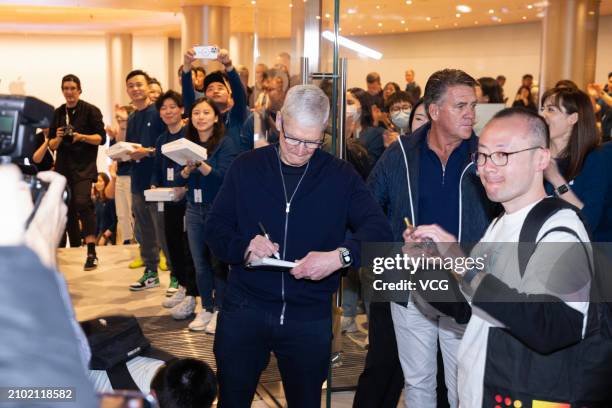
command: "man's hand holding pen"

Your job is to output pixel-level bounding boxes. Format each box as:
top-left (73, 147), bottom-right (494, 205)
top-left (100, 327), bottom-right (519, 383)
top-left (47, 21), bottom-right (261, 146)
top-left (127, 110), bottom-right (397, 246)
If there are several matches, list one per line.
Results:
top-left (244, 222), bottom-right (280, 263)
top-left (244, 235), bottom-right (280, 264)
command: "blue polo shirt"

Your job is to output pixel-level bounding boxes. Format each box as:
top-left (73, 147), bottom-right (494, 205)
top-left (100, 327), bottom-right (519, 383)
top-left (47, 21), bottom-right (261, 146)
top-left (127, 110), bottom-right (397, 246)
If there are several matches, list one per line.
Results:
top-left (418, 137), bottom-right (470, 237)
top-left (126, 104), bottom-right (166, 194)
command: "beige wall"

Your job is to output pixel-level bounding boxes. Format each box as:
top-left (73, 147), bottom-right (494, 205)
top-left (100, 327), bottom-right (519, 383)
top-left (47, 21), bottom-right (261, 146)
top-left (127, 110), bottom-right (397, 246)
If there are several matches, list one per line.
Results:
top-left (132, 35), bottom-right (170, 91)
top-left (1, 15), bottom-right (610, 122)
top-left (257, 15), bottom-right (612, 103)
top-left (0, 33), bottom-right (110, 120)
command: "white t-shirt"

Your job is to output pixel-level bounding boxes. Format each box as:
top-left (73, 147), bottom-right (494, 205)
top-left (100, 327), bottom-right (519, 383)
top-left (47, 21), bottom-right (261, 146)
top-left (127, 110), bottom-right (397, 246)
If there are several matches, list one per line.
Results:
top-left (457, 199), bottom-right (591, 408)
top-left (88, 356), bottom-right (165, 394)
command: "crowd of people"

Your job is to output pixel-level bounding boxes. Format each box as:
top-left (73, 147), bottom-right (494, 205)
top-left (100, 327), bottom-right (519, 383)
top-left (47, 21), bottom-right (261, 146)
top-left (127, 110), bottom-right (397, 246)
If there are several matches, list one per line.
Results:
top-left (12, 45), bottom-right (612, 407)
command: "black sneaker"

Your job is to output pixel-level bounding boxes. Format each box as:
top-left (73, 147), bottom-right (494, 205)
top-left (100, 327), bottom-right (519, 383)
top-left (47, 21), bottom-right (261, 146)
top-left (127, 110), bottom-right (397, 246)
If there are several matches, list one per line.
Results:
top-left (84, 255), bottom-right (98, 271)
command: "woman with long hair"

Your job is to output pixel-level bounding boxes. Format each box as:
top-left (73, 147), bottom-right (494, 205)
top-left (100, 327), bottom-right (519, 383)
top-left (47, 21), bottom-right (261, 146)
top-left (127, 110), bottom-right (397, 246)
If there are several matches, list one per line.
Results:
top-left (346, 87), bottom-right (386, 163)
top-left (540, 86), bottom-right (611, 239)
top-left (92, 169), bottom-right (117, 246)
top-left (513, 85), bottom-right (538, 113)
top-left (176, 96), bottom-right (239, 333)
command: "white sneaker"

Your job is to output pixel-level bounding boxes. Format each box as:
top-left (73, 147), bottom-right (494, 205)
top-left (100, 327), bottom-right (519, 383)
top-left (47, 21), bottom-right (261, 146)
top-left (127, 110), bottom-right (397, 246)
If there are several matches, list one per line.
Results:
top-left (205, 310), bottom-right (219, 334)
top-left (188, 310), bottom-right (213, 331)
top-left (170, 296), bottom-right (196, 320)
top-left (341, 316), bottom-right (357, 333)
top-left (162, 286), bottom-right (186, 308)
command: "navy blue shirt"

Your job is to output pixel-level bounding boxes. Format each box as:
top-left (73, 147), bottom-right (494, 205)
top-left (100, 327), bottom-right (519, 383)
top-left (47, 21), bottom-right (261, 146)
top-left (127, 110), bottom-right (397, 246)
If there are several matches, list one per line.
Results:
top-left (109, 139), bottom-right (131, 176)
top-left (126, 104), bottom-right (166, 193)
top-left (418, 138), bottom-right (470, 238)
top-left (175, 135), bottom-right (240, 205)
top-left (95, 198), bottom-right (117, 237)
top-left (151, 127), bottom-right (185, 188)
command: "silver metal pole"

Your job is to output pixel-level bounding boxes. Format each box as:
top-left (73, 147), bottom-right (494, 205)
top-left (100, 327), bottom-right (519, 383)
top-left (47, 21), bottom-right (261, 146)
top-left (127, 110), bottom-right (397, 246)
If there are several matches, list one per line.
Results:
top-left (337, 57), bottom-right (348, 162)
top-left (300, 56), bottom-right (310, 85)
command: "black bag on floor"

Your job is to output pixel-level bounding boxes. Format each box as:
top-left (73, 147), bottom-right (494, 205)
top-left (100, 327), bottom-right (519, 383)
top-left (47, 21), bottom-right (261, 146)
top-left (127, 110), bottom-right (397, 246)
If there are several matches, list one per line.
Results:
top-left (80, 315), bottom-right (174, 391)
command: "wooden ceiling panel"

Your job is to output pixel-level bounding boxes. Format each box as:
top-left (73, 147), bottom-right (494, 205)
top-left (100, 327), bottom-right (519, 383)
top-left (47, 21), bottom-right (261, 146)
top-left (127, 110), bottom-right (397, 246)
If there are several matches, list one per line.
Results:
top-left (0, 0), bottom-right (609, 38)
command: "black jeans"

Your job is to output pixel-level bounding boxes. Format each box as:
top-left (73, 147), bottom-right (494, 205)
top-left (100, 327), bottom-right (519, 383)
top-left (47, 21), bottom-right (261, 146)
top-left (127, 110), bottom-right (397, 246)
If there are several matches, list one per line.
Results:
top-left (64, 177), bottom-right (96, 247)
top-left (214, 287), bottom-right (332, 408)
top-left (353, 302), bottom-right (404, 408)
top-left (163, 201), bottom-right (197, 296)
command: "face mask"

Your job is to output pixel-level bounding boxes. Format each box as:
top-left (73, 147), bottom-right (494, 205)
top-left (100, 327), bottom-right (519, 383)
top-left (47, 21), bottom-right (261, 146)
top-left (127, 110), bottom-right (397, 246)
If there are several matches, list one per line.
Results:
top-left (391, 111), bottom-right (411, 131)
top-left (346, 104), bottom-right (361, 122)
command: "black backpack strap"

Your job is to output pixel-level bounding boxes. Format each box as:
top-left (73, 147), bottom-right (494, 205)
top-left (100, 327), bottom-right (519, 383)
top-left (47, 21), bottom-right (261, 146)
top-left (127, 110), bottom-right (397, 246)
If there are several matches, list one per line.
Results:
top-left (106, 348), bottom-right (175, 392)
top-left (106, 362), bottom-right (139, 391)
top-left (518, 197), bottom-right (585, 277)
top-left (141, 347), bottom-right (176, 363)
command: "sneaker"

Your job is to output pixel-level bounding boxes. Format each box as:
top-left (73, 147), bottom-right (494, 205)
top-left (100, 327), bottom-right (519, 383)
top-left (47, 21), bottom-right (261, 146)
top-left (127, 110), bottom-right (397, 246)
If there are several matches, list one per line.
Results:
top-left (170, 296), bottom-right (196, 320)
top-left (341, 316), bottom-right (357, 333)
top-left (129, 269), bottom-right (160, 291)
top-left (159, 251), bottom-right (168, 271)
top-left (205, 310), bottom-right (219, 334)
top-left (128, 258), bottom-right (144, 269)
top-left (188, 310), bottom-right (213, 331)
top-left (166, 276), bottom-right (179, 297)
top-left (83, 255), bottom-right (98, 271)
top-left (162, 286), bottom-right (186, 308)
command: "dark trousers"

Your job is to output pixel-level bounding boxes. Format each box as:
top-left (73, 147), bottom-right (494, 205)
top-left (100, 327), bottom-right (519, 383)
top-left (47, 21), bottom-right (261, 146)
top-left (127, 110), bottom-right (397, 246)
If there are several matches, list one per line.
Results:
top-left (214, 287), bottom-right (331, 408)
top-left (353, 302), bottom-right (404, 408)
top-left (64, 178), bottom-right (96, 247)
top-left (163, 201), bottom-right (197, 296)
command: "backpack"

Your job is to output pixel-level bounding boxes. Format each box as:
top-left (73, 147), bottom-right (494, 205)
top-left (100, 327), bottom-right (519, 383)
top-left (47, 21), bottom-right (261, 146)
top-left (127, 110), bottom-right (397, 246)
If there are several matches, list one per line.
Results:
top-left (80, 315), bottom-right (175, 391)
top-left (482, 197), bottom-right (612, 407)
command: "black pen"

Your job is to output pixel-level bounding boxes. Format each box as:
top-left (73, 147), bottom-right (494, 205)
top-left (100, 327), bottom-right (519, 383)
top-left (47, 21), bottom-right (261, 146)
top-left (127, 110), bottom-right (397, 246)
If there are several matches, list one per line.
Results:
top-left (258, 221), bottom-right (280, 259)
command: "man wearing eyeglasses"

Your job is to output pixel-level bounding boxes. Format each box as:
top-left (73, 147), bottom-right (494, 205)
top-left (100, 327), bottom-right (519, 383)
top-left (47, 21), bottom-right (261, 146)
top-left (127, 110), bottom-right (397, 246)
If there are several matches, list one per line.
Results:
top-left (360, 69), bottom-right (497, 408)
top-left (408, 107), bottom-right (592, 406)
top-left (204, 85), bottom-right (392, 407)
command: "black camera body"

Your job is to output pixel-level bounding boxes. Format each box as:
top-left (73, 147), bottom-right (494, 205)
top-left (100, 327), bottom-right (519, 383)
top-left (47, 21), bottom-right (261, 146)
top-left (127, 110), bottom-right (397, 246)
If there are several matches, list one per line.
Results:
top-left (0, 94), bottom-right (54, 161)
top-left (0, 95), bottom-right (68, 208)
top-left (61, 123), bottom-right (75, 144)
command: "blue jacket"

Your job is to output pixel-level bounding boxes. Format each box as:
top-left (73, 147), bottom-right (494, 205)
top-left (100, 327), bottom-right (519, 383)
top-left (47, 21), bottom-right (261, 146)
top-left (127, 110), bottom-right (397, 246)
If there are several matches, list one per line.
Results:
top-left (204, 144), bottom-right (392, 321)
top-left (358, 126), bottom-right (386, 164)
top-left (175, 135), bottom-right (240, 205)
top-left (367, 122), bottom-right (498, 244)
top-left (182, 68), bottom-right (250, 152)
top-left (151, 127), bottom-right (185, 189)
top-left (545, 142), bottom-right (612, 241)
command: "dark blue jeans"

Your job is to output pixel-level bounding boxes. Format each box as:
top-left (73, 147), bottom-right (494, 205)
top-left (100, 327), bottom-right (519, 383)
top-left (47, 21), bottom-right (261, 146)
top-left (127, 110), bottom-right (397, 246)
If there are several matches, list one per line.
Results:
top-left (185, 202), bottom-right (225, 311)
top-left (214, 286), bottom-right (332, 408)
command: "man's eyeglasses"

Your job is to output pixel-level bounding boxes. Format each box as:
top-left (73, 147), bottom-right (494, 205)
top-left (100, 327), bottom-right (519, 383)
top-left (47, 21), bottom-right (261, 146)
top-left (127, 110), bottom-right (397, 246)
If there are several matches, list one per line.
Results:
top-left (472, 146), bottom-right (544, 167)
top-left (389, 106), bottom-right (412, 115)
top-left (280, 119), bottom-right (324, 150)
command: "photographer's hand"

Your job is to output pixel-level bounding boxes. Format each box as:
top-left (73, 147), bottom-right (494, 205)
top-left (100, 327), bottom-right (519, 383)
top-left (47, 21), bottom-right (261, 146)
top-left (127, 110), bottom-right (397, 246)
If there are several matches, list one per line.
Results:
top-left (0, 165), bottom-right (32, 247)
top-left (24, 171), bottom-right (68, 269)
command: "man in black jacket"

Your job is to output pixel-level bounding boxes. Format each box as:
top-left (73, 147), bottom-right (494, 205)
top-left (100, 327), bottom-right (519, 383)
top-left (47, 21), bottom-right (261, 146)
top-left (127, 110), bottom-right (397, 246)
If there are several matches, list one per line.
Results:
top-left (48, 74), bottom-right (105, 270)
top-left (205, 85), bottom-right (392, 407)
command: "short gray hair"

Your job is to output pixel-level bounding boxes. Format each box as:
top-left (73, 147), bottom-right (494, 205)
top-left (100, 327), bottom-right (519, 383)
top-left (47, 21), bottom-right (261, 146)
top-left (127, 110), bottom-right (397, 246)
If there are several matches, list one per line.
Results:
top-left (280, 85), bottom-right (330, 130)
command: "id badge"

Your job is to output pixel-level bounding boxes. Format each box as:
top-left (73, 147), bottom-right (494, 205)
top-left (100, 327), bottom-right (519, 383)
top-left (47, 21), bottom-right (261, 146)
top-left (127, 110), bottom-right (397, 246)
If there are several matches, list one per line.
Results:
top-left (167, 167), bottom-right (174, 181)
top-left (194, 189), bottom-right (203, 203)
top-left (157, 202), bottom-right (164, 212)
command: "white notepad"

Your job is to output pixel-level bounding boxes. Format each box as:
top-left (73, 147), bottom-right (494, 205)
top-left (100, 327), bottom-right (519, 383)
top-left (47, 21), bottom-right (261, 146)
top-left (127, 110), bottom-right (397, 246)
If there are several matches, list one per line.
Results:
top-left (247, 257), bottom-right (297, 269)
top-left (144, 188), bottom-right (176, 202)
top-left (107, 142), bottom-right (141, 162)
top-left (161, 138), bottom-right (208, 166)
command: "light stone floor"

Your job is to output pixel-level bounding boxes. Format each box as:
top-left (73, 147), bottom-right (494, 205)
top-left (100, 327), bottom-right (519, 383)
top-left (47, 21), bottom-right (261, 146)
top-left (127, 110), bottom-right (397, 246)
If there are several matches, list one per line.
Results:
top-left (60, 245), bottom-right (403, 408)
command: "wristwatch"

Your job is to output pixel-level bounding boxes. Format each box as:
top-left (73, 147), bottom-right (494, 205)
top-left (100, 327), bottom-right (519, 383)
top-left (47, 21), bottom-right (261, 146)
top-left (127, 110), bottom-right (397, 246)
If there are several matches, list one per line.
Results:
top-left (338, 247), bottom-right (352, 267)
top-left (554, 183), bottom-right (570, 196)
